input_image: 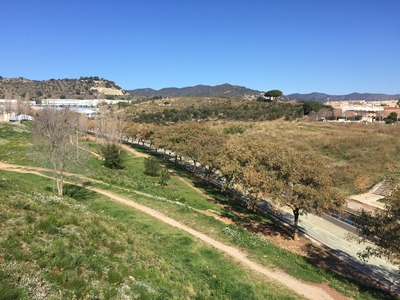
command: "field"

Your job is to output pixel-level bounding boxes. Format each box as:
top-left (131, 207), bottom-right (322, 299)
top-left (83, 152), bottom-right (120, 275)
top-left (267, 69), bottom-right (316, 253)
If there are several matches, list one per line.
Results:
top-left (0, 121), bottom-right (398, 299)
top-left (214, 120), bottom-right (400, 195)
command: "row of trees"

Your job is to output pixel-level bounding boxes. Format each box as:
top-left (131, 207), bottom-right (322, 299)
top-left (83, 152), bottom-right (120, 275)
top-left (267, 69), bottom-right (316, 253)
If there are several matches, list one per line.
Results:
top-left (0, 99), bottom-right (31, 115)
top-left (124, 120), bottom-right (399, 268)
top-left (32, 106), bottom-right (399, 270)
top-left (123, 121), bottom-right (344, 240)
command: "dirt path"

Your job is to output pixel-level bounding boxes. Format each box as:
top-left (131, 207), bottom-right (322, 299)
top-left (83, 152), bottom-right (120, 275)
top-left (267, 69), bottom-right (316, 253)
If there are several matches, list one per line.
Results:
top-left (84, 135), bottom-right (149, 158)
top-left (83, 135), bottom-right (216, 201)
top-left (0, 161), bottom-right (350, 300)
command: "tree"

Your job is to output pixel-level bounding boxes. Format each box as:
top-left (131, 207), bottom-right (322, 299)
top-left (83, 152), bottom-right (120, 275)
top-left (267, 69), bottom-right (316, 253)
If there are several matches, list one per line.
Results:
top-left (100, 143), bottom-right (125, 169)
top-left (302, 101), bottom-right (332, 116)
top-left (354, 186), bottom-right (400, 271)
top-left (95, 105), bottom-right (127, 169)
top-left (189, 129), bottom-right (228, 181)
top-left (33, 108), bottom-right (79, 196)
top-left (143, 157), bottom-right (161, 176)
top-left (159, 168), bottom-right (171, 187)
top-left (17, 99), bottom-right (31, 115)
top-left (264, 90), bottom-right (283, 100)
top-left (218, 138), bottom-right (345, 240)
top-left (385, 112), bottom-right (398, 124)
top-left (165, 122), bottom-right (212, 172)
top-left (95, 105), bottom-right (126, 143)
top-left (262, 146), bottom-right (344, 240)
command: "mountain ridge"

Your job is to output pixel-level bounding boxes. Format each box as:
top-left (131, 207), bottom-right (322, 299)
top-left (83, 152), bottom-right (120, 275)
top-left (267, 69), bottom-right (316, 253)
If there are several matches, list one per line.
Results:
top-left (286, 92), bottom-right (400, 102)
top-left (127, 83), bottom-right (261, 98)
top-left (1, 76), bottom-right (398, 101)
top-left (129, 84), bottom-right (400, 101)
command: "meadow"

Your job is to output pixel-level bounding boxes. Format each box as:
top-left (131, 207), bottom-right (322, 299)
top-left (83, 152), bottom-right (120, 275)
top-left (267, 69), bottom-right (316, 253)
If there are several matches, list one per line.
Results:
top-left (0, 121), bottom-right (398, 299)
top-left (215, 120), bottom-right (400, 196)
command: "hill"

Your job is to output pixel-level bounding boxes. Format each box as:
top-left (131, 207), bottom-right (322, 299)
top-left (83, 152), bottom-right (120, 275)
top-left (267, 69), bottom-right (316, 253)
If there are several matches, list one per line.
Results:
top-left (287, 92), bottom-right (400, 102)
top-left (128, 83), bottom-right (261, 98)
top-left (0, 76), bottom-right (131, 101)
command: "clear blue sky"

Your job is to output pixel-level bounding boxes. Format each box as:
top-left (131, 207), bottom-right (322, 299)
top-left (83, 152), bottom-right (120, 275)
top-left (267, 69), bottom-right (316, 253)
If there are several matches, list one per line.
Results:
top-left (1, 0), bottom-right (399, 94)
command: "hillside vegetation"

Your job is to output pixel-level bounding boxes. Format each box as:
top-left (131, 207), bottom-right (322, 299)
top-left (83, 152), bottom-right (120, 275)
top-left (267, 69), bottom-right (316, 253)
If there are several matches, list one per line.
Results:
top-left (126, 97), bottom-right (304, 123)
top-left (123, 109), bottom-right (400, 196)
top-left (0, 122), bottom-right (396, 299)
top-left (1, 171), bottom-right (304, 299)
top-left (128, 83), bottom-right (261, 98)
top-left (236, 121), bottom-right (400, 195)
top-left (0, 77), bottom-right (130, 101)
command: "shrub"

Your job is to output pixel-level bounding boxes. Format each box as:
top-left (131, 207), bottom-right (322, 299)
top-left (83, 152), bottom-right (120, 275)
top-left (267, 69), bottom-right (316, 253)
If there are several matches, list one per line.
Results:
top-left (223, 125), bottom-right (246, 135)
top-left (159, 168), bottom-right (171, 186)
top-left (100, 143), bottom-right (124, 169)
top-left (143, 157), bottom-right (161, 176)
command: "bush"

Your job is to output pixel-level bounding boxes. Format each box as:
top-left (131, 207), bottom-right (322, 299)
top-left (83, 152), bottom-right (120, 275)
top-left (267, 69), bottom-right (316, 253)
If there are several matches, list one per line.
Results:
top-left (385, 112), bottom-right (398, 124)
top-left (143, 157), bottom-right (161, 176)
top-left (100, 143), bottom-right (124, 169)
top-left (159, 168), bottom-right (171, 186)
top-left (223, 125), bottom-right (246, 135)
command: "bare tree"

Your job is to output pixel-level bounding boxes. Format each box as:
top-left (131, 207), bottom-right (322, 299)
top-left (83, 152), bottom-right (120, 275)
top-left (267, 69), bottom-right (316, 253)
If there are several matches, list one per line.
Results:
top-left (95, 105), bottom-right (126, 143)
top-left (33, 108), bottom-right (79, 196)
top-left (94, 105), bottom-right (127, 168)
top-left (17, 99), bottom-right (31, 115)
top-left (4, 99), bottom-right (14, 113)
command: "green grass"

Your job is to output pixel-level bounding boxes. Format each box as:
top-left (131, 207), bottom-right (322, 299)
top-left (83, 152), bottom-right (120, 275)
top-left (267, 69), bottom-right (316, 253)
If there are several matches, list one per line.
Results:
top-left (0, 171), bottom-right (299, 299)
top-left (0, 122), bottom-right (35, 165)
top-left (0, 122), bottom-right (398, 300)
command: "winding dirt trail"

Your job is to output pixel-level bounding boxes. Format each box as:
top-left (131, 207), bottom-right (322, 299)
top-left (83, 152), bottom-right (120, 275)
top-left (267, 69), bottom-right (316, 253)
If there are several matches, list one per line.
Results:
top-left (0, 161), bottom-right (350, 300)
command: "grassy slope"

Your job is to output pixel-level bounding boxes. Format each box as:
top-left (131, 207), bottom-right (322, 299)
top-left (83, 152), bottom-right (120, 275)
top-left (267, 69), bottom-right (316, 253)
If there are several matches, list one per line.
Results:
top-left (219, 120), bottom-right (400, 195)
top-left (0, 171), bottom-right (299, 300)
top-left (0, 122), bottom-right (397, 299)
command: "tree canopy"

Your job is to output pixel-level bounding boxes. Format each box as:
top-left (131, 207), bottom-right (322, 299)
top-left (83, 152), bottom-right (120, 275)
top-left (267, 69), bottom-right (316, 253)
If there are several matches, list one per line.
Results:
top-left (218, 138), bottom-right (345, 240)
top-left (355, 186), bottom-right (400, 271)
top-left (385, 112), bottom-right (398, 124)
top-left (302, 101), bottom-right (333, 115)
top-left (264, 90), bottom-right (283, 99)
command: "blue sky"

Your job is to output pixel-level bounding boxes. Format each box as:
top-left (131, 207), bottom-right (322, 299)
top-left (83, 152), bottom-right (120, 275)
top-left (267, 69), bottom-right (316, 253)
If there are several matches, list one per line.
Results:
top-left (1, 0), bottom-right (399, 94)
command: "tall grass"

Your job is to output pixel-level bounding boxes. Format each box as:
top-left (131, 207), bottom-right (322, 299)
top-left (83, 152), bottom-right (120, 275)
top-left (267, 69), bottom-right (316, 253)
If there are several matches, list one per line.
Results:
top-left (238, 121), bottom-right (400, 195)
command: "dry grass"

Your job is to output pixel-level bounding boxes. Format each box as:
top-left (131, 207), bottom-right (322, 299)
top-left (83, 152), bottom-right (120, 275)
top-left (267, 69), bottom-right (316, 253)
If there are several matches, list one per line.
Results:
top-left (215, 120), bottom-right (400, 195)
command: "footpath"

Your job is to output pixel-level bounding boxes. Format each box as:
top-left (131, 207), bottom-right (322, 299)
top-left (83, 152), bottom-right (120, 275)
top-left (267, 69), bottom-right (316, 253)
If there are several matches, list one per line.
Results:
top-left (0, 161), bottom-right (346, 300)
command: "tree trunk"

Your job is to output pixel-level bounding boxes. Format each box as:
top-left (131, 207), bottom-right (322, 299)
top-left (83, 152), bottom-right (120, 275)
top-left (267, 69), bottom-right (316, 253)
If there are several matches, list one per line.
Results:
top-left (293, 208), bottom-right (300, 240)
top-left (56, 179), bottom-right (63, 196)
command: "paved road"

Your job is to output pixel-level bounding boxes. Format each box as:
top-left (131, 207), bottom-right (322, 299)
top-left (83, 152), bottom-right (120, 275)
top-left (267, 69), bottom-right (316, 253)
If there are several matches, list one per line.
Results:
top-left (287, 210), bottom-right (400, 294)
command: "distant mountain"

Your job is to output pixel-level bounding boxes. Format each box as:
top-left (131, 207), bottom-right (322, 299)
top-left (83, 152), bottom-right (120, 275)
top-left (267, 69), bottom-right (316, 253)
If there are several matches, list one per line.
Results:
top-left (0, 77), bottom-right (131, 101)
top-left (128, 84), bottom-right (261, 98)
top-left (286, 92), bottom-right (400, 102)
